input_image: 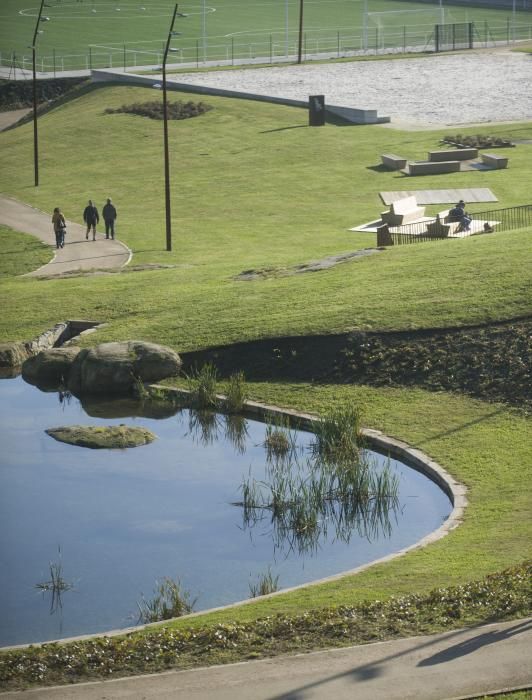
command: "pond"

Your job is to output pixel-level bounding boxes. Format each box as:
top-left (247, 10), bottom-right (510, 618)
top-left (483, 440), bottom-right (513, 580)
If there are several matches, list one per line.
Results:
top-left (0, 376), bottom-right (452, 647)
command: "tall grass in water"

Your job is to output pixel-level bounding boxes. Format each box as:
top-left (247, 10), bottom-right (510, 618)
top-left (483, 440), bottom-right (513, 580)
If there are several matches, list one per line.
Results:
top-left (137, 577), bottom-right (196, 623)
top-left (249, 567), bottom-right (280, 598)
top-left (224, 371), bottom-right (247, 413)
top-left (262, 414), bottom-right (298, 463)
top-left (186, 363), bottom-right (219, 409)
top-left (234, 451), bottom-right (399, 556)
top-left (312, 403), bottom-right (363, 460)
top-left (35, 547), bottom-right (74, 614)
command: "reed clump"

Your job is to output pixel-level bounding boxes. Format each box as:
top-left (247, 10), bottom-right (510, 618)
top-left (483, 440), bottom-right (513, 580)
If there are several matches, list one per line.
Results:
top-left (249, 567), bottom-right (280, 598)
top-left (312, 404), bottom-right (363, 460)
top-left (186, 363), bottom-right (219, 409)
top-left (137, 577), bottom-right (196, 624)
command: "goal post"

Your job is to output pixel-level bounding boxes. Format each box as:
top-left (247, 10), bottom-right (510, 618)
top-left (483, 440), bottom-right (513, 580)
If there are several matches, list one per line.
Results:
top-left (364, 4), bottom-right (446, 50)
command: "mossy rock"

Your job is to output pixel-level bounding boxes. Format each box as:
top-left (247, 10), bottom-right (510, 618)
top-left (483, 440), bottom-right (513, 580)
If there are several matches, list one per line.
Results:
top-left (45, 424), bottom-right (157, 449)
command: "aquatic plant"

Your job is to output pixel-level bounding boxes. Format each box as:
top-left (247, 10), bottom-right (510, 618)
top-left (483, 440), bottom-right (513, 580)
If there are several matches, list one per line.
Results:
top-left (34, 547), bottom-right (74, 614)
top-left (249, 567), bottom-right (280, 598)
top-left (234, 451), bottom-right (399, 556)
top-left (262, 414), bottom-right (298, 462)
top-left (186, 363), bottom-right (219, 409)
top-left (224, 371), bottom-right (247, 413)
top-left (312, 404), bottom-right (363, 460)
top-left (137, 577), bottom-right (197, 624)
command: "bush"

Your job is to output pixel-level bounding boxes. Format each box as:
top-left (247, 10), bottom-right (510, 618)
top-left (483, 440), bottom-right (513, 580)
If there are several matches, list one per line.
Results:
top-left (104, 100), bottom-right (212, 121)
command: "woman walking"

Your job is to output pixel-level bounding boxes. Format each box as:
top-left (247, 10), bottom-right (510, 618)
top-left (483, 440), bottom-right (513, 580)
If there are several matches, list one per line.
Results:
top-left (52, 207), bottom-right (66, 249)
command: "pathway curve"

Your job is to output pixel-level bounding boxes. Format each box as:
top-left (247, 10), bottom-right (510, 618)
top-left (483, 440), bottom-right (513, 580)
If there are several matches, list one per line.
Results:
top-left (1, 618), bottom-right (530, 699)
top-left (0, 195), bottom-right (130, 277)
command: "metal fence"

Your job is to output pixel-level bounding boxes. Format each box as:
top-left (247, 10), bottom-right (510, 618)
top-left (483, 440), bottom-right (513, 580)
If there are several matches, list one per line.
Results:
top-left (385, 204), bottom-right (532, 245)
top-left (2, 19), bottom-right (532, 74)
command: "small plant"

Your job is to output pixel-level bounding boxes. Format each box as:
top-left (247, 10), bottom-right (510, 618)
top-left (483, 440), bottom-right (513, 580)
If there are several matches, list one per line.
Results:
top-left (249, 567), bottom-right (280, 598)
top-left (312, 404), bottom-right (363, 460)
top-left (224, 370), bottom-right (247, 413)
top-left (35, 547), bottom-right (74, 614)
top-left (187, 363), bottom-right (218, 409)
top-left (262, 414), bottom-right (297, 461)
top-left (137, 576), bottom-right (196, 623)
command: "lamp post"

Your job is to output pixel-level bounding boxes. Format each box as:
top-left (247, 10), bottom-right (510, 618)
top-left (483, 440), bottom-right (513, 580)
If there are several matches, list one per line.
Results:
top-left (161, 3), bottom-right (184, 252)
top-left (31, 0), bottom-right (50, 187)
top-left (297, 0), bottom-right (304, 64)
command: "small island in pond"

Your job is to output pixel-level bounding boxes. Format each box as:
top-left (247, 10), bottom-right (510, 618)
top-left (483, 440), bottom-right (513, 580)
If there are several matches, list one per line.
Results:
top-left (45, 425), bottom-right (157, 449)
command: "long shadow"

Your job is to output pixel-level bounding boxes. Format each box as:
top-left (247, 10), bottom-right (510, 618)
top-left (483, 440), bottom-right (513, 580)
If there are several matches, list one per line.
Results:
top-left (260, 125), bottom-right (307, 134)
top-left (418, 407), bottom-right (506, 445)
top-left (265, 619), bottom-right (530, 700)
top-left (418, 619), bottom-right (532, 666)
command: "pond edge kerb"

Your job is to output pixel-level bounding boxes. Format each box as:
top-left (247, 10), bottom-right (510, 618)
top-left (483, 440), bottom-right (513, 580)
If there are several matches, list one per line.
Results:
top-left (1, 386), bottom-right (468, 651)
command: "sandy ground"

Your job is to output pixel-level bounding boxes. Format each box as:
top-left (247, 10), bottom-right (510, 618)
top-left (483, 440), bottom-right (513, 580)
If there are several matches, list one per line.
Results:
top-left (168, 48), bottom-right (532, 129)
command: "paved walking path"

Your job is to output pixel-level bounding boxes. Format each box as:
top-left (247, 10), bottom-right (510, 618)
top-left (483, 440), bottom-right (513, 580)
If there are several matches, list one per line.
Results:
top-left (0, 195), bottom-right (130, 277)
top-left (1, 618), bottom-right (530, 699)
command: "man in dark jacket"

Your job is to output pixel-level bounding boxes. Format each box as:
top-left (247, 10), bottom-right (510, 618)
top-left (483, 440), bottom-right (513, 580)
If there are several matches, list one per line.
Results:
top-left (102, 198), bottom-right (117, 240)
top-left (83, 200), bottom-right (99, 241)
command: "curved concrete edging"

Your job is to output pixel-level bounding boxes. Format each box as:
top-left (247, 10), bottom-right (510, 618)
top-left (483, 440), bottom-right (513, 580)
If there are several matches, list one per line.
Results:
top-left (1, 388), bottom-right (467, 651)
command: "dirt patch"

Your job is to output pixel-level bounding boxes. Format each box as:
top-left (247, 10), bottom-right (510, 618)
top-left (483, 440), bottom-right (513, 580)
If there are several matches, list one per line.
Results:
top-left (235, 249), bottom-right (383, 281)
top-left (37, 263), bottom-right (181, 280)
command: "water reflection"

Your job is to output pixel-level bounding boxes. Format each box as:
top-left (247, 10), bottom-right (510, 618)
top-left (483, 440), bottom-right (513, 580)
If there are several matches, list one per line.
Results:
top-left (0, 376), bottom-right (452, 646)
top-left (234, 450), bottom-right (400, 557)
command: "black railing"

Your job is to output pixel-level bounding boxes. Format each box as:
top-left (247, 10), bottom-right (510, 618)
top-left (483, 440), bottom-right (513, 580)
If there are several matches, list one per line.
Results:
top-left (386, 204), bottom-right (532, 245)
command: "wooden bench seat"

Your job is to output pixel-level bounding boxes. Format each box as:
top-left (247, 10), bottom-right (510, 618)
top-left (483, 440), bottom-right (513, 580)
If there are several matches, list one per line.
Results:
top-left (481, 153), bottom-right (508, 169)
top-left (381, 153), bottom-right (408, 170)
top-left (428, 148), bottom-right (478, 162)
top-left (381, 195), bottom-right (425, 226)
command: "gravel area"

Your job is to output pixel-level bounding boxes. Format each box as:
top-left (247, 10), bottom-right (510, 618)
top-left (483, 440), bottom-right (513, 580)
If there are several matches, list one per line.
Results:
top-left (169, 49), bottom-right (532, 129)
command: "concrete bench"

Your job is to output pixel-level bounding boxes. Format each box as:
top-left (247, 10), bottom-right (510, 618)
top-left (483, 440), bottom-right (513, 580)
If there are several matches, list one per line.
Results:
top-left (381, 153), bottom-right (408, 170)
top-left (429, 148), bottom-right (478, 161)
top-left (481, 153), bottom-right (508, 169)
top-left (407, 160), bottom-right (461, 176)
top-left (381, 195), bottom-right (425, 226)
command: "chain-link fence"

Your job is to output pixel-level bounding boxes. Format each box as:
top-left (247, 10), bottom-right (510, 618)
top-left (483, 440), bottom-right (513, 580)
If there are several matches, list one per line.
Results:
top-left (2, 19), bottom-right (532, 75)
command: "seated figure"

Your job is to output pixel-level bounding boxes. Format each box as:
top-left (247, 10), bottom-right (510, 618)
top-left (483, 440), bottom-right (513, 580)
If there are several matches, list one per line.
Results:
top-left (447, 200), bottom-right (472, 232)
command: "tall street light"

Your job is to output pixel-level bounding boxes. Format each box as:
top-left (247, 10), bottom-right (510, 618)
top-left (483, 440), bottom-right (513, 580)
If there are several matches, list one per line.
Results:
top-left (297, 0), bottom-right (304, 64)
top-left (161, 3), bottom-right (185, 252)
top-left (31, 0), bottom-right (50, 187)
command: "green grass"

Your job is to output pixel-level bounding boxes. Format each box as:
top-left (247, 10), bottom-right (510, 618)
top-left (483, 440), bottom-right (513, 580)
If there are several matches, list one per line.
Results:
top-left (0, 83), bottom-right (530, 689)
top-left (0, 85), bottom-right (531, 346)
top-left (0, 225), bottom-right (52, 278)
top-left (0, 0), bottom-right (530, 69)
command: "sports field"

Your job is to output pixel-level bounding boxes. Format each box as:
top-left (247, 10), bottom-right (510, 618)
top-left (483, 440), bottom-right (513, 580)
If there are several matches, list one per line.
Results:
top-left (0, 0), bottom-right (530, 71)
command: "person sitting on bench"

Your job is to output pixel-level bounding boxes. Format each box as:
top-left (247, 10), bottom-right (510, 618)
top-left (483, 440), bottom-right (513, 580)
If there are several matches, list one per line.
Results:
top-left (448, 200), bottom-right (472, 232)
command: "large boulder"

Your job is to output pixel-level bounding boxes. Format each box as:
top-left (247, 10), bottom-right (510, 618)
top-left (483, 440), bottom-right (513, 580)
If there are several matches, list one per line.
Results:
top-left (22, 346), bottom-right (81, 388)
top-left (0, 342), bottom-right (30, 368)
top-left (68, 341), bottom-right (181, 395)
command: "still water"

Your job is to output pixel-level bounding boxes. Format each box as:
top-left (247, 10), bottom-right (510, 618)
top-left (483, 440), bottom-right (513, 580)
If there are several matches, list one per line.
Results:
top-left (0, 376), bottom-right (451, 646)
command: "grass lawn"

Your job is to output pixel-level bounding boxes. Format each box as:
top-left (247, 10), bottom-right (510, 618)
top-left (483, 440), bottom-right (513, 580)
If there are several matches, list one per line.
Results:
top-left (0, 83), bottom-right (530, 686)
top-left (0, 0), bottom-right (530, 69)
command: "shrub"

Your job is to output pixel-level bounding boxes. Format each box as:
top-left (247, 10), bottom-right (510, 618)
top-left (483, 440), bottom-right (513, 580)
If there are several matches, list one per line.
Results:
top-left (104, 100), bottom-right (212, 121)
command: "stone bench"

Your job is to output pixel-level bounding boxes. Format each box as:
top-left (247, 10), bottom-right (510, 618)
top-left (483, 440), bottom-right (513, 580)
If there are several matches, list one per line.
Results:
top-left (426, 214), bottom-right (462, 237)
top-left (428, 148), bottom-right (478, 161)
top-left (381, 153), bottom-right (408, 170)
top-left (381, 195), bottom-right (425, 226)
top-left (481, 153), bottom-right (508, 169)
top-left (407, 160), bottom-right (461, 176)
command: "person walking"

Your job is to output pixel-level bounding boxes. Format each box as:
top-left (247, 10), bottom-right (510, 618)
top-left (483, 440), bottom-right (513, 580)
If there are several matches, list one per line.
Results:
top-left (83, 200), bottom-right (99, 240)
top-left (102, 197), bottom-right (117, 240)
top-left (51, 207), bottom-right (66, 249)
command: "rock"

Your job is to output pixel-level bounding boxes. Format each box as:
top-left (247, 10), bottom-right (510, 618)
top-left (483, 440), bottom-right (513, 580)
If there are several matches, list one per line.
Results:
top-left (0, 342), bottom-right (30, 368)
top-left (22, 346), bottom-right (81, 388)
top-left (68, 341), bottom-right (181, 395)
top-left (45, 424), bottom-right (157, 449)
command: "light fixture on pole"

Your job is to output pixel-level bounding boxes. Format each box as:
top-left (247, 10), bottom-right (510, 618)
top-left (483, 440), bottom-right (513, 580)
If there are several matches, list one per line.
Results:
top-left (31, 0), bottom-right (51, 187)
top-left (161, 3), bottom-right (182, 252)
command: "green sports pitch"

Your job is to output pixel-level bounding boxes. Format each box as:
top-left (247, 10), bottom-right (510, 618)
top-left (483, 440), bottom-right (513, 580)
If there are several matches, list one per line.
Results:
top-left (0, 0), bottom-right (529, 70)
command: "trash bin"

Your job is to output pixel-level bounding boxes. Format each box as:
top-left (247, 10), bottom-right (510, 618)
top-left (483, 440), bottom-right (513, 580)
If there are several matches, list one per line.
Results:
top-left (309, 94), bottom-right (325, 126)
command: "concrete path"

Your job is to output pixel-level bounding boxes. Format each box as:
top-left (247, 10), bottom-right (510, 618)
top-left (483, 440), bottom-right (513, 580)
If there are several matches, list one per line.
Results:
top-left (0, 195), bottom-right (130, 277)
top-left (2, 618), bottom-right (530, 699)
